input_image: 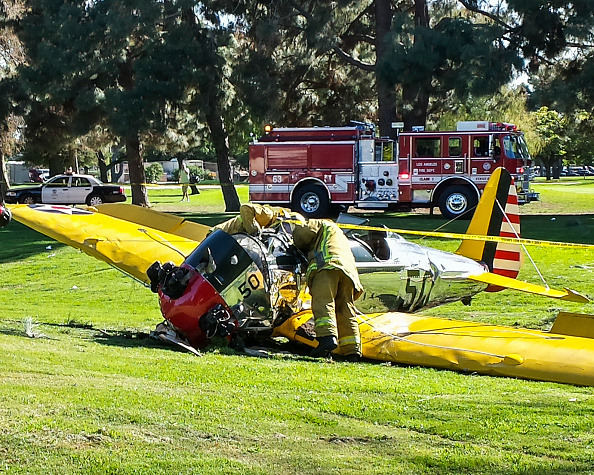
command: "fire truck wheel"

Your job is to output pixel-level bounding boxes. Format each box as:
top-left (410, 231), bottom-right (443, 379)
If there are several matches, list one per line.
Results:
top-left (292, 184), bottom-right (329, 218)
top-left (438, 185), bottom-right (477, 220)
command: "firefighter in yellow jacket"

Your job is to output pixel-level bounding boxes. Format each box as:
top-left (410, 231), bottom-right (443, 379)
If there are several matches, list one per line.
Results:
top-left (213, 203), bottom-right (278, 235)
top-left (292, 219), bottom-right (363, 359)
top-left (214, 203), bottom-right (305, 235)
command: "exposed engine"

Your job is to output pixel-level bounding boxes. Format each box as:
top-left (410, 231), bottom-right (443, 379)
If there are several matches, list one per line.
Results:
top-left (147, 228), bottom-right (307, 348)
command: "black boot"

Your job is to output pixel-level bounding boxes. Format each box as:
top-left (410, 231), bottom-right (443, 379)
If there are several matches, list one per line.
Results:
top-left (311, 336), bottom-right (338, 358)
top-left (342, 353), bottom-right (361, 363)
top-left (331, 352), bottom-right (361, 363)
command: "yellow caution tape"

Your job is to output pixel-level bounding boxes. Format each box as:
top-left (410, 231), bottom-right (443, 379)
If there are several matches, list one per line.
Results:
top-left (337, 222), bottom-right (594, 249)
top-left (283, 220), bottom-right (594, 250)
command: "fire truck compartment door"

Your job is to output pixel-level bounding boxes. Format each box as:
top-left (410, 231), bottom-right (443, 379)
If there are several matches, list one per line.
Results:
top-left (358, 163), bottom-right (399, 202)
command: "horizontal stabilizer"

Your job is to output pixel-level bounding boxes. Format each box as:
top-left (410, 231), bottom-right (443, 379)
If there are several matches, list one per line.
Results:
top-left (551, 312), bottom-right (594, 339)
top-left (468, 272), bottom-right (589, 303)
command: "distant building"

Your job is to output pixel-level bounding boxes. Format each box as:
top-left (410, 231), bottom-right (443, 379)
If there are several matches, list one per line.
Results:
top-left (7, 161), bottom-right (34, 184)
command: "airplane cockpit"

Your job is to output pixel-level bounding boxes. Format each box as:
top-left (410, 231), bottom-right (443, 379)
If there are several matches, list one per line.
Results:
top-left (337, 213), bottom-right (393, 263)
top-left (348, 230), bottom-right (392, 262)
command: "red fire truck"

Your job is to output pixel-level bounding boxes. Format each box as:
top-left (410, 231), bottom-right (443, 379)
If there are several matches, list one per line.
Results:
top-left (248, 121), bottom-right (538, 218)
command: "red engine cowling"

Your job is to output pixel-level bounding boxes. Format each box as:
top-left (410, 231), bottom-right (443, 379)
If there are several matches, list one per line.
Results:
top-left (148, 229), bottom-right (275, 349)
top-left (158, 267), bottom-right (228, 348)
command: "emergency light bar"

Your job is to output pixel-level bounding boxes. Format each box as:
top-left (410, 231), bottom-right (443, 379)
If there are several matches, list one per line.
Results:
top-left (457, 121), bottom-right (518, 132)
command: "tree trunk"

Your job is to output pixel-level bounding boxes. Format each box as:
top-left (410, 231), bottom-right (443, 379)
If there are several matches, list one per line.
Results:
top-left (181, 7), bottom-right (239, 212)
top-left (375, 0), bottom-right (397, 139)
top-left (205, 89), bottom-right (240, 212)
top-left (0, 152), bottom-right (9, 203)
top-left (97, 151), bottom-right (108, 182)
top-left (552, 158), bottom-right (562, 179)
top-left (49, 156), bottom-right (62, 177)
top-left (126, 134), bottom-right (150, 207)
top-left (541, 157), bottom-right (554, 180)
top-left (117, 51), bottom-right (149, 206)
top-left (401, 0), bottom-right (431, 130)
top-left (402, 85), bottom-right (430, 130)
top-left (68, 145), bottom-right (79, 173)
top-left (97, 150), bottom-right (125, 183)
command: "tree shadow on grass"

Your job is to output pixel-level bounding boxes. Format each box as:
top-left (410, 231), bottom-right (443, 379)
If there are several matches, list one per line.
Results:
top-left (152, 192), bottom-right (185, 200)
top-left (0, 221), bottom-right (65, 263)
top-left (521, 213), bottom-right (594, 244)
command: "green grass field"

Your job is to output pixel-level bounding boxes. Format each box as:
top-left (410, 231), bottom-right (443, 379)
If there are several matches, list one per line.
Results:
top-left (0, 180), bottom-right (593, 474)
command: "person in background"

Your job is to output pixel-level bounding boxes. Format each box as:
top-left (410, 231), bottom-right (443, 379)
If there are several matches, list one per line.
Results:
top-left (179, 162), bottom-right (190, 202)
top-left (291, 219), bottom-right (363, 361)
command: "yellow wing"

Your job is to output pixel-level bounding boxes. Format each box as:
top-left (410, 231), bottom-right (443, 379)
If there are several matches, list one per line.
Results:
top-left (9, 204), bottom-right (208, 284)
top-left (94, 203), bottom-right (210, 242)
top-left (274, 310), bottom-right (594, 386)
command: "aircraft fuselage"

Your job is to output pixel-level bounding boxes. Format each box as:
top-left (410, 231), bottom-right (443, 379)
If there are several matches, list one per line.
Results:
top-left (349, 234), bottom-right (489, 314)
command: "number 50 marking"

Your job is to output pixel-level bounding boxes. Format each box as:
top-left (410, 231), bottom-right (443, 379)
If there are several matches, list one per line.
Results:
top-left (239, 273), bottom-right (262, 298)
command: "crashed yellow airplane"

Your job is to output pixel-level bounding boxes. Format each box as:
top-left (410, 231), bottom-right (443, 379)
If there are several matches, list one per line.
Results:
top-left (8, 168), bottom-right (594, 386)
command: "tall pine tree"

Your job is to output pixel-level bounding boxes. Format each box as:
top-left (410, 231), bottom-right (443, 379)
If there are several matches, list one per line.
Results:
top-left (227, 1), bottom-right (593, 134)
top-left (13, 0), bottom-right (241, 209)
top-left (0, 0), bottom-right (26, 199)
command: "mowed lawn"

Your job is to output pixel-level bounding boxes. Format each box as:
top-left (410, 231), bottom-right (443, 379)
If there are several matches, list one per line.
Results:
top-left (0, 179), bottom-right (593, 474)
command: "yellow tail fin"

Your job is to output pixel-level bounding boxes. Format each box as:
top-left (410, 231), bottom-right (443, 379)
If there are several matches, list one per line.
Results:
top-left (456, 168), bottom-right (522, 282)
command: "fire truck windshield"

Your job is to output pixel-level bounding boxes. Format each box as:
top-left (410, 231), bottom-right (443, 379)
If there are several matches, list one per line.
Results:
top-left (503, 135), bottom-right (531, 160)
